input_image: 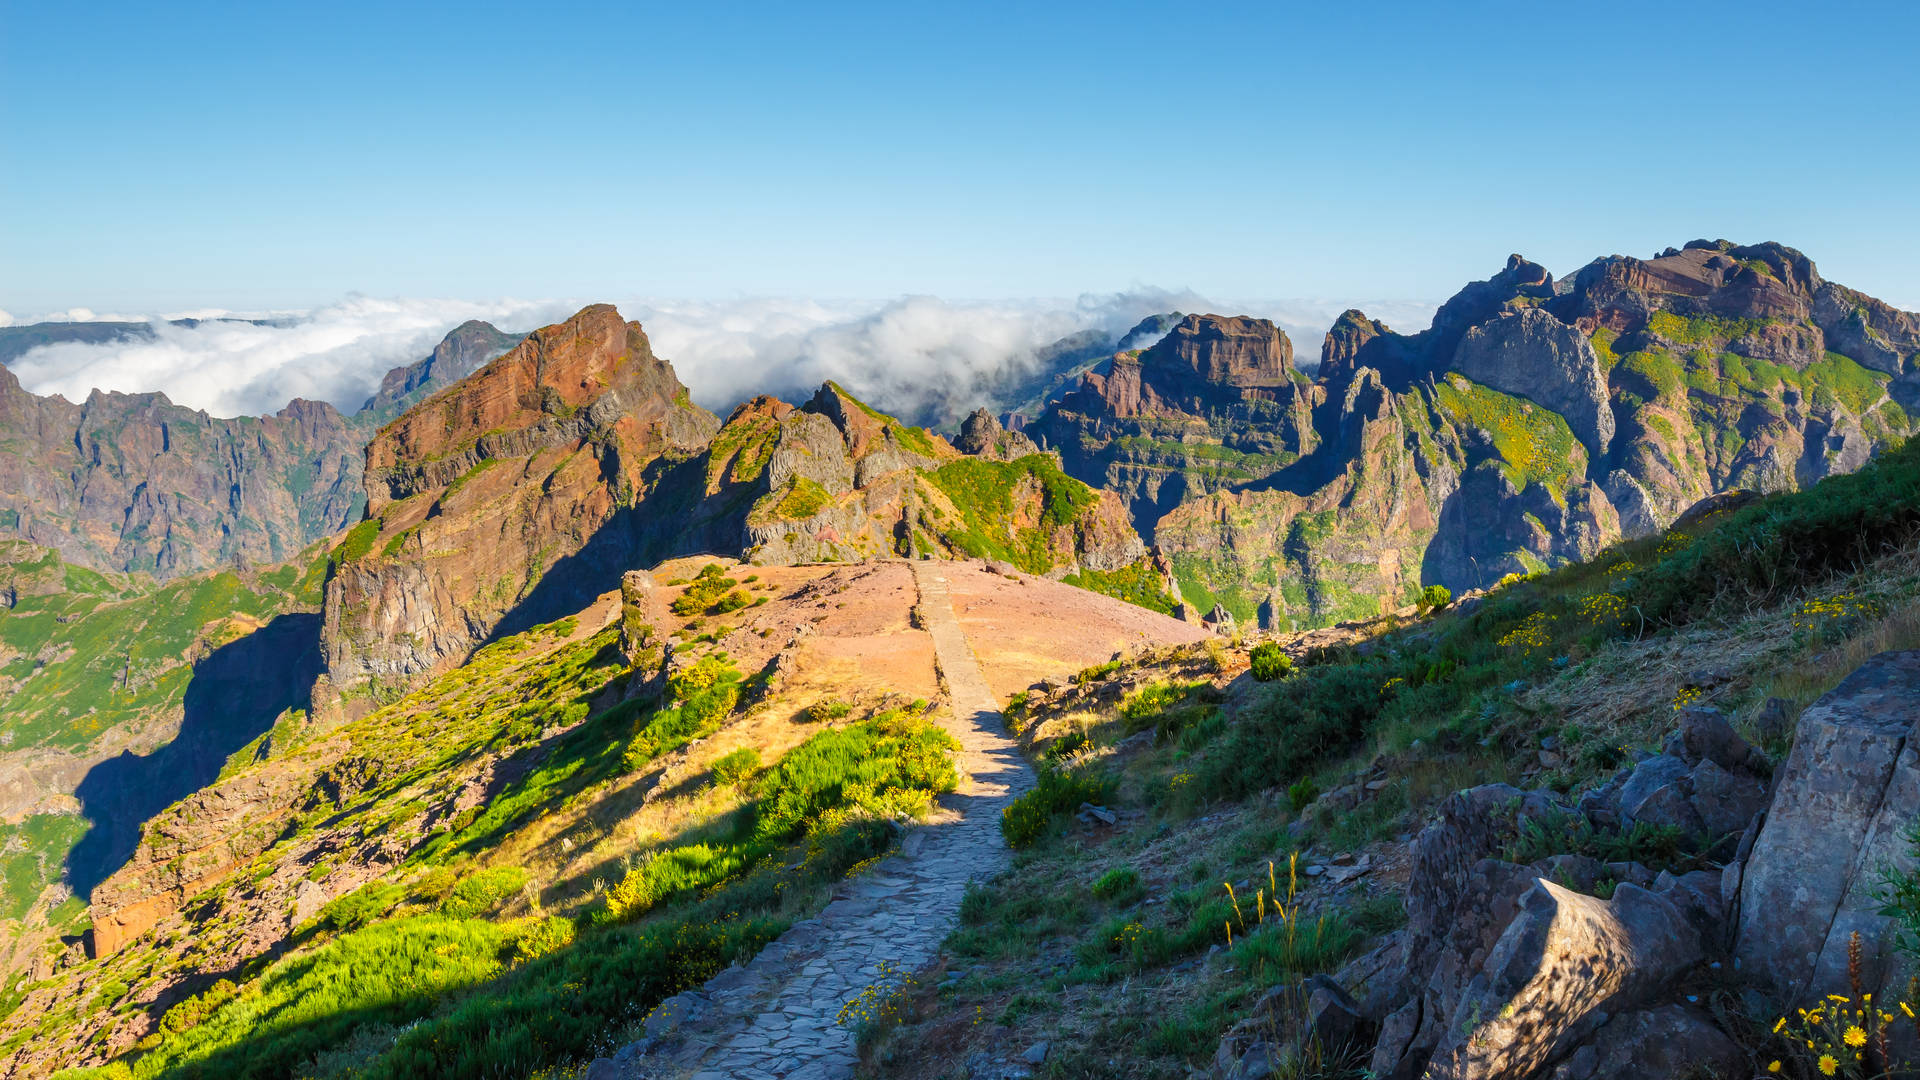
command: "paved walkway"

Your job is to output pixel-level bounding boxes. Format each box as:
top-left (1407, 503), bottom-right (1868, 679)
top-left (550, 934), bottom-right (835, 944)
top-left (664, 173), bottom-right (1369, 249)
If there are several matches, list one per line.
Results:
top-left (607, 561), bottom-right (1033, 1080)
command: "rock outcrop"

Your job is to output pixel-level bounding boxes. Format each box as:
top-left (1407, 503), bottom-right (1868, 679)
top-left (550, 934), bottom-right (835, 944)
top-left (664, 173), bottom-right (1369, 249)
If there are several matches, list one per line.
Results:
top-left (1737, 650), bottom-right (1920, 1005)
top-left (952, 408), bottom-right (1039, 460)
top-left (1451, 306), bottom-right (1613, 468)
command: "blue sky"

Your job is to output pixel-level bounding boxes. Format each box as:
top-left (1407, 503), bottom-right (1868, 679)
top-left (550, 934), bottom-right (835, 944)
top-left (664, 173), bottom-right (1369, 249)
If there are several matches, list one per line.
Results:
top-left (4, 1), bottom-right (1918, 315)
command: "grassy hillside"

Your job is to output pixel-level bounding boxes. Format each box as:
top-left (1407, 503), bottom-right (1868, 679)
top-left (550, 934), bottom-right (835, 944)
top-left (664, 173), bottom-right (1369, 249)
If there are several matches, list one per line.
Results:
top-left (857, 437), bottom-right (1920, 1077)
top-left (13, 563), bottom-right (964, 1080)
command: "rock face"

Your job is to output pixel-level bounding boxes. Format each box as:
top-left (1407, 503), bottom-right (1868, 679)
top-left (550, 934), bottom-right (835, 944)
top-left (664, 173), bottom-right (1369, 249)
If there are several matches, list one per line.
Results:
top-left (1423, 881), bottom-right (1702, 1080)
top-left (0, 369), bottom-right (363, 577)
top-left (1032, 242), bottom-right (1916, 630)
top-left (1451, 306), bottom-right (1613, 468)
top-left (0, 321), bottom-right (522, 579)
top-left (1737, 650), bottom-right (1920, 1005)
top-left (321, 305), bottom-right (720, 690)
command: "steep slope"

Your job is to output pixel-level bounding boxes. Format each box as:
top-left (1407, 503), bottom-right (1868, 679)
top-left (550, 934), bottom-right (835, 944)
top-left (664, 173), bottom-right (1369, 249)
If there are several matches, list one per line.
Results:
top-left (859, 431), bottom-right (1920, 1080)
top-left (11, 558), bottom-right (1204, 1079)
top-left (1036, 243), bottom-right (1916, 629)
top-left (0, 322), bottom-right (524, 580)
top-left (0, 540), bottom-right (328, 990)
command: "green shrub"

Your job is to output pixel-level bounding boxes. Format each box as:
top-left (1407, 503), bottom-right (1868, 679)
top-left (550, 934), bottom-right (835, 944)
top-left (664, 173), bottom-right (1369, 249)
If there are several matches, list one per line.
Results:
top-left (308, 881), bottom-right (406, 934)
top-left (710, 748), bottom-right (761, 786)
top-left (439, 866), bottom-right (528, 919)
top-left (623, 655), bottom-right (744, 770)
top-left (1001, 764), bottom-right (1109, 848)
top-left (1118, 680), bottom-right (1213, 744)
top-left (805, 699), bottom-right (853, 723)
top-left (1090, 866), bottom-right (1143, 905)
top-left (669, 565), bottom-right (742, 616)
top-left (509, 916), bottom-right (575, 963)
top-left (752, 714), bottom-right (958, 843)
top-left (328, 518), bottom-right (382, 570)
top-left (1248, 643), bottom-right (1292, 682)
top-left (1073, 660), bottom-right (1123, 684)
top-left (1418, 584), bottom-right (1452, 612)
top-left (1286, 778), bottom-right (1319, 813)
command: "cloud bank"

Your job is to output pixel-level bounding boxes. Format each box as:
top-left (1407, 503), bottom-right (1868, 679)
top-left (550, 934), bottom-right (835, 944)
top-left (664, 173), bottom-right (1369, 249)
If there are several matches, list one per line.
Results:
top-left (4, 291), bottom-right (1440, 423)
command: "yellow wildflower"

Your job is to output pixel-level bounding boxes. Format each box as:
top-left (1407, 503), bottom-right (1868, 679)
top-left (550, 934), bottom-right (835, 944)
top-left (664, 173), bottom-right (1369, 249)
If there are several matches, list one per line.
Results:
top-left (1820, 1053), bottom-right (1840, 1076)
top-left (1844, 1024), bottom-right (1867, 1048)
top-left (1766, 1063), bottom-right (1781, 1075)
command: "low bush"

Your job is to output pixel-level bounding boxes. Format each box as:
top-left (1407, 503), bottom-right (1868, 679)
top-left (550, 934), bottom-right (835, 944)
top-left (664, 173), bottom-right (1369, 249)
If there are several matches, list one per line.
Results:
top-left (1090, 866), bottom-right (1143, 905)
top-left (439, 866), bottom-right (528, 919)
top-left (1001, 764), bottom-right (1110, 848)
top-left (1248, 643), bottom-right (1292, 682)
top-left (710, 747), bottom-right (761, 786)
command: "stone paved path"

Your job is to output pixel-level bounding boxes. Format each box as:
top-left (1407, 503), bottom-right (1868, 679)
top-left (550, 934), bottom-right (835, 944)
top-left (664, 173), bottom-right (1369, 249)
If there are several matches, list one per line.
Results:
top-left (608, 561), bottom-right (1033, 1080)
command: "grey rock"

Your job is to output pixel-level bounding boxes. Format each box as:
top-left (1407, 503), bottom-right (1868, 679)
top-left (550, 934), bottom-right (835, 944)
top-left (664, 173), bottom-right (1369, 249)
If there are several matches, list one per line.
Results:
top-left (1302, 974), bottom-right (1364, 1049)
top-left (1737, 650), bottom-right (1920, 1004)
top-left (1021, 1040), bottom-right (1050, 1065)
top-left (1686, 757), bottom-right (1768, 838)
top-left (1425, 881), bottom-right (1702, 1080)
top-left (1543, 1005), bottom-right (1742, 1080)
top-left (1667, 706), bottom-right (1769, 775)
top-left (1616, 755), bottom-right (1700, 833)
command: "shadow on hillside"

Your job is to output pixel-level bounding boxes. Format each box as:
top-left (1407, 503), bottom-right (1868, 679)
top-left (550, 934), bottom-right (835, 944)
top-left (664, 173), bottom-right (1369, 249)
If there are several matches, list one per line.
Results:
top-left (487, 456), bottom-right (745, 643)
top-left (65, 612), bottom-right (323, 900)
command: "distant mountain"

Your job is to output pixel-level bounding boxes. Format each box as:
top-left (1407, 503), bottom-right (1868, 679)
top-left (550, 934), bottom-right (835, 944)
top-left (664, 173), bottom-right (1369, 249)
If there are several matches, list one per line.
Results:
top-left (1033, 240), bottom-right (1919, 628)
top-left (0, 317), bottom-right (288, 367)
top-left (0, 322), bottom-right (524, 579)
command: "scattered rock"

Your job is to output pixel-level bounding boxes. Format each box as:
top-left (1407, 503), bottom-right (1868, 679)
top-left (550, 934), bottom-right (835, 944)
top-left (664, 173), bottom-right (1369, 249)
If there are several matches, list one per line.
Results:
top-left (1022, 1040), bottom-right (1050, 1064)
top-left (1076, 802), bottom-right (1117, 825)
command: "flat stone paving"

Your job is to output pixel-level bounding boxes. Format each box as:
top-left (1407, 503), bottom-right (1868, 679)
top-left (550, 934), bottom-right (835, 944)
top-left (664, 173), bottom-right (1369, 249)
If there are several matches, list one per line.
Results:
top-left (613, 561), bottom-right (1033, 1080)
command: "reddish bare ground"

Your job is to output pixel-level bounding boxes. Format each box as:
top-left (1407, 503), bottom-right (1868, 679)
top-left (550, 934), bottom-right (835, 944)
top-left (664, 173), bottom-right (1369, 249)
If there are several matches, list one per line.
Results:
top-left (939, 560), bottom-right (1211, 700)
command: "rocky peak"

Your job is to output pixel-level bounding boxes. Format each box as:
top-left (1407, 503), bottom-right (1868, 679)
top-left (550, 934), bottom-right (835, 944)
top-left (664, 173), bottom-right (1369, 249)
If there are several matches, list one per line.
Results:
top-left (1319, 309), bottom-right (1396, 389)
top-left (361, 319), bottom-right (524, 418)
top-left (1423, 254), bottom-right (1556, 360)
top-left (804, 381), bottom-right (895, 459)
top-left (1141, 314), bottom-right (1296, 389)
top-left (363, 304), bottom-right (705, 512)
top-left (953, 408), bottom-right (1040, 461)
top-left (321, 304), bottom-right (719, 692)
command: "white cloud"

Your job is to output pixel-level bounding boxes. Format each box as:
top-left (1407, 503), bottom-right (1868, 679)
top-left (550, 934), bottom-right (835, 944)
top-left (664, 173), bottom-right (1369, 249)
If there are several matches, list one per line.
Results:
top-left (629, 289), bottom-right (1211, 423)
top-left (7, 295), bottom-right (573, 418)
top-left (3, 290), bottom-right (1441, 422)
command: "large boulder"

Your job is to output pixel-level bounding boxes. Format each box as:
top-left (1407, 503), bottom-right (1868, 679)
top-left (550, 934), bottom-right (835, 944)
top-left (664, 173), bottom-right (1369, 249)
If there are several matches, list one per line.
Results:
top-left (1544, 1005), bottom-right (1743, 1080)
top-left (1423, 881), bottom-right (1703, 1080)
top-left (1737, 651), bottom-right (1920, 1004)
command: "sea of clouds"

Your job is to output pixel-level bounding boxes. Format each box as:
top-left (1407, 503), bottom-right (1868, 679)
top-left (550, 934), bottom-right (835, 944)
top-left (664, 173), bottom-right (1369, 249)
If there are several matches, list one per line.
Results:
top-left (0, 292), bottom-right (1439, 422)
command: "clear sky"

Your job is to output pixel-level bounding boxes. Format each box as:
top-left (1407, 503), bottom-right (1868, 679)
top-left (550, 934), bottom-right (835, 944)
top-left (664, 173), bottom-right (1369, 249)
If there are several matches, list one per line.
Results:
top-left (4, 1), bottom-right (1918, 315)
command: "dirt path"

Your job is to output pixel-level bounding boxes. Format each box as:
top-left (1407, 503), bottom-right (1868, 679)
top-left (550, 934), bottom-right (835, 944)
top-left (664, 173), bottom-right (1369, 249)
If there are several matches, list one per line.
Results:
top-left (606, 560), bottom-right (1033, 1080)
